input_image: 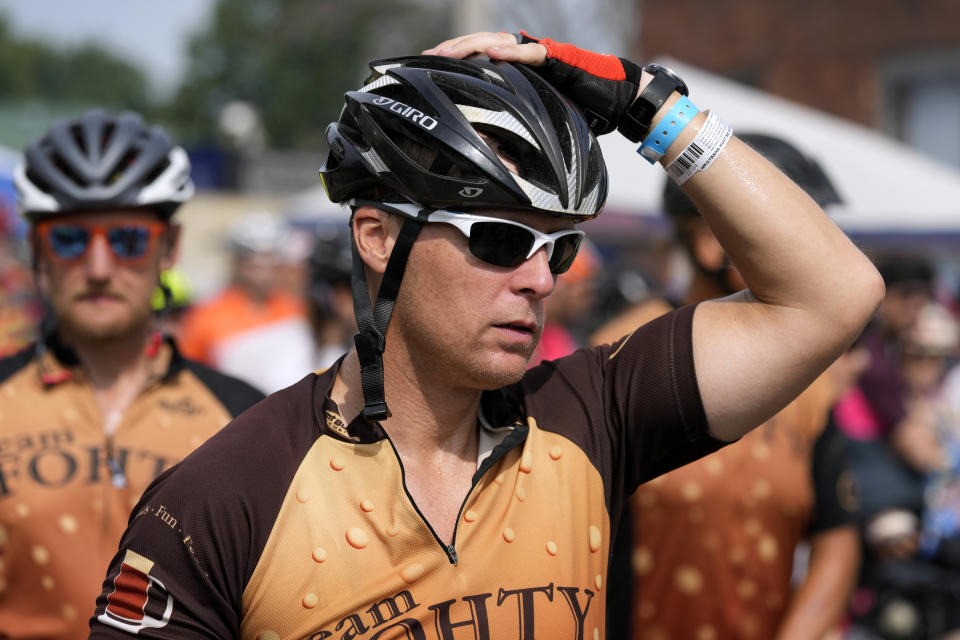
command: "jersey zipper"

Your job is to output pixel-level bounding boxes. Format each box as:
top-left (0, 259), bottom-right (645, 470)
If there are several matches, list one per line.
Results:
top-left (382, 431), bottom-right (477, 566)
top-left (104, 436), bottom-right (127, 489)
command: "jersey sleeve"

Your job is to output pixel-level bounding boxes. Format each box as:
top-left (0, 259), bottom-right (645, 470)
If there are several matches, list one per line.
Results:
top-left (608, 304), bottom-right (724, 486)
top-left (89, 465), bottom-right (243, 638)
top-left (89, 374), bottom-right (321, 638)
top-left (808, 415), bottom-right (860, 533)
top-left (516, 304), bottom-right (727, 517)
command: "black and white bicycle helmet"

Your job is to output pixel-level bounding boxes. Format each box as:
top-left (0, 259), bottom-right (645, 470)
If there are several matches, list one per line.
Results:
top-left (15, 110), bottom-right (194, 221)
top-left (319, 55), bottom-right (609, 421)
top-left (320, 55), bottom-right (607, 219)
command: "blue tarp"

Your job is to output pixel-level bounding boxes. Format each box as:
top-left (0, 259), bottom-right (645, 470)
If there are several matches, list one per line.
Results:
top-left (0, 145), bottom-right (25, 239)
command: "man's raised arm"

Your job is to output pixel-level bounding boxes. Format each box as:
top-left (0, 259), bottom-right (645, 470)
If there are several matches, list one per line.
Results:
top-left (426, 31), bottom-right (884, 441)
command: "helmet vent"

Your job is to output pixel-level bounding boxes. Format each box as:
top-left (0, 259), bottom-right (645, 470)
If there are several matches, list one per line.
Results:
top-left (142, 157), bottom-right (172, 187)
top-left (432, 74), bottom-right (505, 113)
top-left (69, 124), bottom-right (88, 156)
top-left (108, 150), bottom-right (139, 185)
top-left (331, 136), bottom-right (345, 160)
top-left (53, 155), bottom-right (84, 188)
top-left (101, 122), bottom-right (116, 148)
top-left (25, 167), bottom-right (52, 194)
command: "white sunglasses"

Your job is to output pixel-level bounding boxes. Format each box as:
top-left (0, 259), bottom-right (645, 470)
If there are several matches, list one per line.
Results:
top-left (425, 210), bottom-right (584, 274)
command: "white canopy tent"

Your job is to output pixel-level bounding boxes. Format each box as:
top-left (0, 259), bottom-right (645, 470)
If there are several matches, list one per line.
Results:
top-left (600, 58), bottom-right (960, 237)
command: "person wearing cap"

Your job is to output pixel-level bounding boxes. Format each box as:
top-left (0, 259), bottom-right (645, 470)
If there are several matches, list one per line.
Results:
top-left (0, 110), bottom-right (264, 638)
top-left (177, 211), bottom-right (312, 393)
top-left (91, 34), bottom-right (881, 638)
top-left (594, 134), bottom-right (862, 640)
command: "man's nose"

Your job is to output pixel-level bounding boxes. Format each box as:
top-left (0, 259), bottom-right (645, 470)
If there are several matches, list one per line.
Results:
top-left (84, 233), bottom-right (115, 280)
top-left (512, 247), bottom-right (556, 298)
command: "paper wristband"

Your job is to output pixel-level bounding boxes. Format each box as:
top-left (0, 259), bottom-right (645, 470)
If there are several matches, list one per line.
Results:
top-left (665, 111), bottom-right (733, 184)
top-left (637, 97), bottom-right (700, 164)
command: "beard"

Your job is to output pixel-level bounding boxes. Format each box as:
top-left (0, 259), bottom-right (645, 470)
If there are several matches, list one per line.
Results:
top-left (56, 297), bottom-right (154, 344)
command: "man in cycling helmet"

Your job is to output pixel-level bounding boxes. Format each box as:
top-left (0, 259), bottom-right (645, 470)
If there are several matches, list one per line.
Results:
top-left (0, 110), bottom-right (263, 638)
top-left (92, 34), bottom-right (882, 639)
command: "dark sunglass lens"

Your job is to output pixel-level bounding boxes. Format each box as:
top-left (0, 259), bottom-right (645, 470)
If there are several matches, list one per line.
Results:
top-left (108, 227), bottom-right (151, 259)
top-left (467, 222), bottom-right (533, 268)
top-left (548, 234), bottom-right (583, 274)
top-left (48, 226), bottom-right (90, 259)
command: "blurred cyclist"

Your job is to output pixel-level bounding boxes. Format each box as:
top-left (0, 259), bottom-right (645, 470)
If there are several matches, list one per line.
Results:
top-left (91, 33), bottom-right (881, 638)
top-left (307, 224), bottom-right (357, 368)
top-left (179, 210), bottom-right (311, 392)
top-left (0, 110), bottom-right (263, 638)
top-left (151, 267), bottom-right (194, 340)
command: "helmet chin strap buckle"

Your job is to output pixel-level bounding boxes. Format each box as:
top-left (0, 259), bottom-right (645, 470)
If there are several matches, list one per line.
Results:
top-left (361, 402), bottom-right (390, 421)
top-left (354, 328), bottom-right (391, 422)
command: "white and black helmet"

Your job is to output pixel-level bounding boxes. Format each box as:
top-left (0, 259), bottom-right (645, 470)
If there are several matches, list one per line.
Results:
top-left (320, 55), bottom-right (608, 220)
top-left (15, 110), bottom-right (194, 220)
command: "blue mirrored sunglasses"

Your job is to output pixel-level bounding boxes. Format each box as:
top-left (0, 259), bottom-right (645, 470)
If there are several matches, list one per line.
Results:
top-left (37, 220), bottom-right (167, 265)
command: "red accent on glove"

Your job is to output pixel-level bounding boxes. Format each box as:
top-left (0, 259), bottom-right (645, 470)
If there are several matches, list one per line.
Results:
top-left (520, 31), bottom-right (626, 81)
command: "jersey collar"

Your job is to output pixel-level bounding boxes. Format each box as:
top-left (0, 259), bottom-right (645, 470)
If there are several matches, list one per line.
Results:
top-left (36, 329), bottom-right (182, 388)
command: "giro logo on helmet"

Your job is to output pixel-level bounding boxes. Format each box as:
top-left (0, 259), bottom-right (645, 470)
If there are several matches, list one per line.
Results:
top-left (458, 187), bottom-right (484, 198)
top-left (371, 96), bottom-right (438, 131)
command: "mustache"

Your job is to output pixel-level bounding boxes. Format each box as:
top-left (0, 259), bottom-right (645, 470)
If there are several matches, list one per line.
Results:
top-left (73, 287), bottom-right (125, 300)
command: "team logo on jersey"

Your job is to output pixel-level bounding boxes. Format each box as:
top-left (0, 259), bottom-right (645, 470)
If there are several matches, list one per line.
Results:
top-left (98, 549), bottom-right (174, 634)
top-left (325, 409), bottom-right (358, 441)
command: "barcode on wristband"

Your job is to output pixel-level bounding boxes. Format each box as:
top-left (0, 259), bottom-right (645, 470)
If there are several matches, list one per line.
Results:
top-left (666, 111), bottom-right (732, 184)
top-left (671, 141), bottom-right (704, 173)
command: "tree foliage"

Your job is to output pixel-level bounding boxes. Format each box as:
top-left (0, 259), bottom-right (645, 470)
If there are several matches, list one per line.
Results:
top-left (165, 0), bottom-right (452, 148)
top-left (0, 14), bottom-right (152, 113)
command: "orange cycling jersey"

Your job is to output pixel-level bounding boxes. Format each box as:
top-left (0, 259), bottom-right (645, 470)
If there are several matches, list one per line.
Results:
top-left (0, 334), bottom-right (263, 638)
top-left (91, 305), bottom-right (725, 639)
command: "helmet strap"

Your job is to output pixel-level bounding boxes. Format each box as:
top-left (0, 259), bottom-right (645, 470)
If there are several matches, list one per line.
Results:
top-left (350, 215), bottom-right (424, 421)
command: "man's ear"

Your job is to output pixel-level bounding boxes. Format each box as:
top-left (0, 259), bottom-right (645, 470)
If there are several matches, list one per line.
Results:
top-left (351, 207), bottom-right (398, 276)
top-left (160, 223), bottom-right (182, 271)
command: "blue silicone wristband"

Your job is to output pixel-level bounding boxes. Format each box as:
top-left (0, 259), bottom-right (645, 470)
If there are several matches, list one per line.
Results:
top-left (637, 97), bottom-right (700, 164)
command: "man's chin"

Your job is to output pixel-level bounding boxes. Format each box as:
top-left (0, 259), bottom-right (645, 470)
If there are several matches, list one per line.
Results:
top-left (59, 310), bottom-right (145, 343)
top-left (471, 352), bottom-right (531, 389)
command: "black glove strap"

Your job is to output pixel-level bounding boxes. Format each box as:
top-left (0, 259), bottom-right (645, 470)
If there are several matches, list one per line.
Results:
top-left (617, 72), bottom-right (679, 142)
top-left (619, 64), bottom-right (691, 142)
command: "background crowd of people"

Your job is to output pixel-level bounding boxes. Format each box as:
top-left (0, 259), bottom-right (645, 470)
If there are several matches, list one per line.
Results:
top-left (0, 1), bottom-right (959, 636)
top-left (2, 123), bottom-right (960, 637)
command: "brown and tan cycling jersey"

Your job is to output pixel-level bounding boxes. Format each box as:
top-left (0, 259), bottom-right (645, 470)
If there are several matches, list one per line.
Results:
top-left (90, 305), bottom-right (724, 639)
top-left (0, 334), bottom-right (263, 639)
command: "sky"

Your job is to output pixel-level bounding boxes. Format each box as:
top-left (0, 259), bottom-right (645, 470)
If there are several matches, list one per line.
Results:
top-left (0, 0), bottom-right (635, 97)
top-left (0, 0), bottom-right (217, 96)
